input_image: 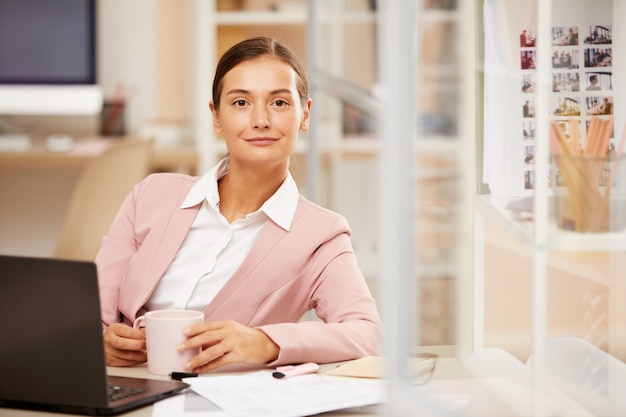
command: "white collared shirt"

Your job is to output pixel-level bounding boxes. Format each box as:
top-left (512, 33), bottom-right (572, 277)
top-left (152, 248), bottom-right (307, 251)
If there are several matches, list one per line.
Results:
top-left (145, 158), bottom-right (299, 312)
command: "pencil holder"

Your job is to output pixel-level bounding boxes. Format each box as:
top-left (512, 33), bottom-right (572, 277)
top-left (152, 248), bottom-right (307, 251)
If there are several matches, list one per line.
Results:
top-left (551, 153), bottom-right (626, 232)
top-left (101, 100), bottom-right (125, 136)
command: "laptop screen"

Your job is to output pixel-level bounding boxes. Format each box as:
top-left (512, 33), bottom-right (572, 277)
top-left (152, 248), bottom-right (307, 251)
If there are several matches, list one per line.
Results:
top-left (0, 256), bottom-right (110, 407)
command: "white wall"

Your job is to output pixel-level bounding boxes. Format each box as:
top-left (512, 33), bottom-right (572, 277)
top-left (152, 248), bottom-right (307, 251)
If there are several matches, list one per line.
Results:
top-left (0, 1), bottom-right (160, 137)
top-left (0, 1), bottom-right (161, 257)
top-left (97, 0), bottom-right (158, 134)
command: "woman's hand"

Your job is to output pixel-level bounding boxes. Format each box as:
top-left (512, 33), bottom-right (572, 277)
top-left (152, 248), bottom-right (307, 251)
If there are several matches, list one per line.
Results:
top-left (103, 322), bottom-right (147, 367)
top-left (178, 320), bottom-right (279, 373)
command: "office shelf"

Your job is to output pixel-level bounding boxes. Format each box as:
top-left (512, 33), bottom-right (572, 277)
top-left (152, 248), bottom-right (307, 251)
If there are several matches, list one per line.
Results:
top-left (477, 194), bottom-right (626, 252)
top-left (214, 11), bottom-right (307, 25)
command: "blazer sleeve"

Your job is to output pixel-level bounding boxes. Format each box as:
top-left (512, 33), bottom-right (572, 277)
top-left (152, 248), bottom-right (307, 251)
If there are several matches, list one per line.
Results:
top-left (95, 180), bottom-right (142, 328)
top-left (95, 173), bottom-right (197, 328)
top-left (258, 215), bottom-right (384, 366)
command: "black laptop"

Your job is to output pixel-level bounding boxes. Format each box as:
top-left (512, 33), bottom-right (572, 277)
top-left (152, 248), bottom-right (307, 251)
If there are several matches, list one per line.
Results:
top-left (0, 255), bottom-right (188, 415)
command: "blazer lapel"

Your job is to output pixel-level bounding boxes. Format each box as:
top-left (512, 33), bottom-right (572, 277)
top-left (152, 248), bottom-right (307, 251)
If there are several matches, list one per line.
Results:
top-left (131, 204), bottom-right (201, 318)
top-left (202, 218), bottom-right (286, 321)
top-left (202, 199), bottom-right (314, 321)
top-left (149, 205), bottom-right (200, 284)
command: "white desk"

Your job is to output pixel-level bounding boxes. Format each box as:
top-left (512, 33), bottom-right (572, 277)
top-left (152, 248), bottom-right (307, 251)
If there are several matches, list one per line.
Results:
top-left (0, 363), bottom-right (384, 417)
top-left (0, 357), bottom-right (564, 417)
top-left (0, 136), bottom-right (200, 257)
top-left (0, 136), bottom-right (199, 174)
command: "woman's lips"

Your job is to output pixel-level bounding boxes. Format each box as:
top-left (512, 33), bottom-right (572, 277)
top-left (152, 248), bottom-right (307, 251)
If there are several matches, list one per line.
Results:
top-left (246, 137), bottom-right (278, 145)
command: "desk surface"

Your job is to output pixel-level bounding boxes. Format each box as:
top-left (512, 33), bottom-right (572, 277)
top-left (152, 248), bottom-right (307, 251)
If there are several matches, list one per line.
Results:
top-left (0, 363), bottom-right (384, 417)
top-left (0, 136), bottom-right (199, 174)
top-left (0, 136), bottom-right (200, 257)
top-left (0, 357), bottom-right (535, 417)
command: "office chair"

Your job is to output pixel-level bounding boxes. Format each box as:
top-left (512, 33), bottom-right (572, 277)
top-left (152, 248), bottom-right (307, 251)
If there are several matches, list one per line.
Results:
top-left (53, 138), bottom-right (153, 261)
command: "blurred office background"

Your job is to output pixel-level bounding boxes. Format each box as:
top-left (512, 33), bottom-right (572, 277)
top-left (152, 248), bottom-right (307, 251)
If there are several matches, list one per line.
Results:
top-left (1, 1), bottom-right (625, 415)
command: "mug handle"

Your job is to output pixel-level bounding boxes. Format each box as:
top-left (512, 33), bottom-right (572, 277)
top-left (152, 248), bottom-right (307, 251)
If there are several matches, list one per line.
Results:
top-left (133, 315), bottom-right (146, 330)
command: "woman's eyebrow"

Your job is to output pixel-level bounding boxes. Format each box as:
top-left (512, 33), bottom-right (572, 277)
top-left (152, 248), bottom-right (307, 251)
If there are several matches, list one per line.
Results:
top-left (269, 88), bottom-right (294, 95)
top-left (224, 88), bottom-right (294, 96)
top-left (225, 89), bottom-right (249, 96)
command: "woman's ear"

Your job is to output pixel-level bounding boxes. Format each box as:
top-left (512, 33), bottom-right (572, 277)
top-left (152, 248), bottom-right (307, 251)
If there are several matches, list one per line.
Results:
top-left (299, 98), bottom-right (312, 132)
top-left (209, 101), bottom-right (223, 134)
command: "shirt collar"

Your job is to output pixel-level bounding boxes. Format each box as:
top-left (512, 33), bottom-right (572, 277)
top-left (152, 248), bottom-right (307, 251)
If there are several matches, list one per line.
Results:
top-left (259, 170), bottom-right (299, 231)
top-left (181, 158), bottom-right (299, 231)
top-left (181, 158), bottom-right (228, 209)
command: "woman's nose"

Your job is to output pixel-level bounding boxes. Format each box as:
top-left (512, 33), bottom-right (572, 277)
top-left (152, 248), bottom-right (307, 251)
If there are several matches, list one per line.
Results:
top-left (252, 107), bottom-right (270, 128)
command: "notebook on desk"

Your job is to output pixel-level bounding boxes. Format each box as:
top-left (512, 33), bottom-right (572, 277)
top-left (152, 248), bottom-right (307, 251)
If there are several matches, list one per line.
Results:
top-left (0, 254), bottom-right (188, 416)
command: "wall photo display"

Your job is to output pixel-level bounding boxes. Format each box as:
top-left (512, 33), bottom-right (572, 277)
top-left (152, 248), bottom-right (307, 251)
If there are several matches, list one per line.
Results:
top-left (483, 0), bottom-right (622, 196)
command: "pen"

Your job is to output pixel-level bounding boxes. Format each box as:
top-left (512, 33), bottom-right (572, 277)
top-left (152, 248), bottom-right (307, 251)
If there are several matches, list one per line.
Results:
top-left (170, 371), bottom-right (198, 381)
top-left (272, 362), bottom-right (320, 379)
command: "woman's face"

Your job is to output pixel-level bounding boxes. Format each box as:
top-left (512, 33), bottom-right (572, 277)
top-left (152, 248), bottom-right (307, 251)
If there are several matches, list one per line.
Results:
top-left (210, 57), bottom-right (311, 169)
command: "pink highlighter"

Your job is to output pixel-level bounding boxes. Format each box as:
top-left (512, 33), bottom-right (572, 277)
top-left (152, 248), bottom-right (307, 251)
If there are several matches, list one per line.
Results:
top-left (272, 362), bottom-right (320, 379)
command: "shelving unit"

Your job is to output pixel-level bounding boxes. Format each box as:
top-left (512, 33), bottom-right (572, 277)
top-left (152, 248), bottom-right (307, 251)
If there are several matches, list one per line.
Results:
top-left (476, 192), bottom-right (626, 361)
top-left (477, 194), bottom-right (626, 251)
top-left (475, 0), bottom-right (626, 378)
top-left (306, 0), bottom-right (477, 368)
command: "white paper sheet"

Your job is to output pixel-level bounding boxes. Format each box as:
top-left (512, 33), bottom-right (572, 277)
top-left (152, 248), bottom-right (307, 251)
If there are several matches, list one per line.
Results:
top-left (152, 390), bottom-right (228, 417)
top-left (186, 370), bottom-right (385, 417)
top-left (152, 371), bottom-right (473, 417)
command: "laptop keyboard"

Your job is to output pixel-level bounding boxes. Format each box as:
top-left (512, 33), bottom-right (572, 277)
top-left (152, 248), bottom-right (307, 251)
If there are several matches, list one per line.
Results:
top-left (107, 384), bottom-right (147, 402)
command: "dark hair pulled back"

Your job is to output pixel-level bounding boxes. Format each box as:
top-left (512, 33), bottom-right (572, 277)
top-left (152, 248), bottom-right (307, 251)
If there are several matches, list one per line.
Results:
top-left (211, 36), bottom-right (308, 110)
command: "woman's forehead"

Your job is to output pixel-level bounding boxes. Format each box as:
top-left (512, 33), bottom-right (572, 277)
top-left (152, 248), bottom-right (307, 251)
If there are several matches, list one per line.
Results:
top-left (222, 57), bottom-right (298, 91)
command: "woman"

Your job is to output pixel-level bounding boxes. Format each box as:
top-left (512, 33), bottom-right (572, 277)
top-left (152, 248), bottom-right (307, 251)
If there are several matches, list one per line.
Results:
top-left (97, 36), bottom-right (383, 374)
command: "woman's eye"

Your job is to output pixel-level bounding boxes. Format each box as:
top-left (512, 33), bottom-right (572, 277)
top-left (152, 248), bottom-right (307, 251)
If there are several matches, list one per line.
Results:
top-left (234, 99), bottom-right (247, 107)
top-left (274, 99), bottom-right (288, 107)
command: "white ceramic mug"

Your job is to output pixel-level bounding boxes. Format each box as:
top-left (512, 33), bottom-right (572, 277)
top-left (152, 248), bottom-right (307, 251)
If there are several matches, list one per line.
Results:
top-left (133, 309), bottom-right (204, 375)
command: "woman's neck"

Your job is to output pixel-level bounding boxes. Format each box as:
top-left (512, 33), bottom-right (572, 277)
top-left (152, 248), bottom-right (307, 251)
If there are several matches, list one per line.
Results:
top-left (217, 161), bottom-right (288, 223)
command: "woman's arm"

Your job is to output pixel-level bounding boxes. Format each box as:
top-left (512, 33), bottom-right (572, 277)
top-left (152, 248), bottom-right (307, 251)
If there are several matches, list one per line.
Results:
top-left (259, 240), bottom-right (384, 366)
top-left (96, 185), bottom-right (142, 328)
top-left (178, 213), bottom-right (383, 372)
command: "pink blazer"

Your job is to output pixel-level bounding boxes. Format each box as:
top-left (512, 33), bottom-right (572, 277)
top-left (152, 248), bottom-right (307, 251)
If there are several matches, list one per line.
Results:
top-left (96, 173), bottom-right (383, 366)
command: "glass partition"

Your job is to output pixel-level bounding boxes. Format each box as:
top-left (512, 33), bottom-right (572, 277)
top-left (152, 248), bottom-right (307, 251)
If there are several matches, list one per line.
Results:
top-left (478, 0), bottom-right (626, 416)
top-left (306, 0), bottom-right (626, 415)
top-left (307, 0), bottom-right (474, 415)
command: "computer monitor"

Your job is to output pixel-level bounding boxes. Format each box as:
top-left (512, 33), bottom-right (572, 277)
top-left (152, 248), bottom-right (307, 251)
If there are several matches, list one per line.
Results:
top-left (0, 0), bottom-right (102, 115)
